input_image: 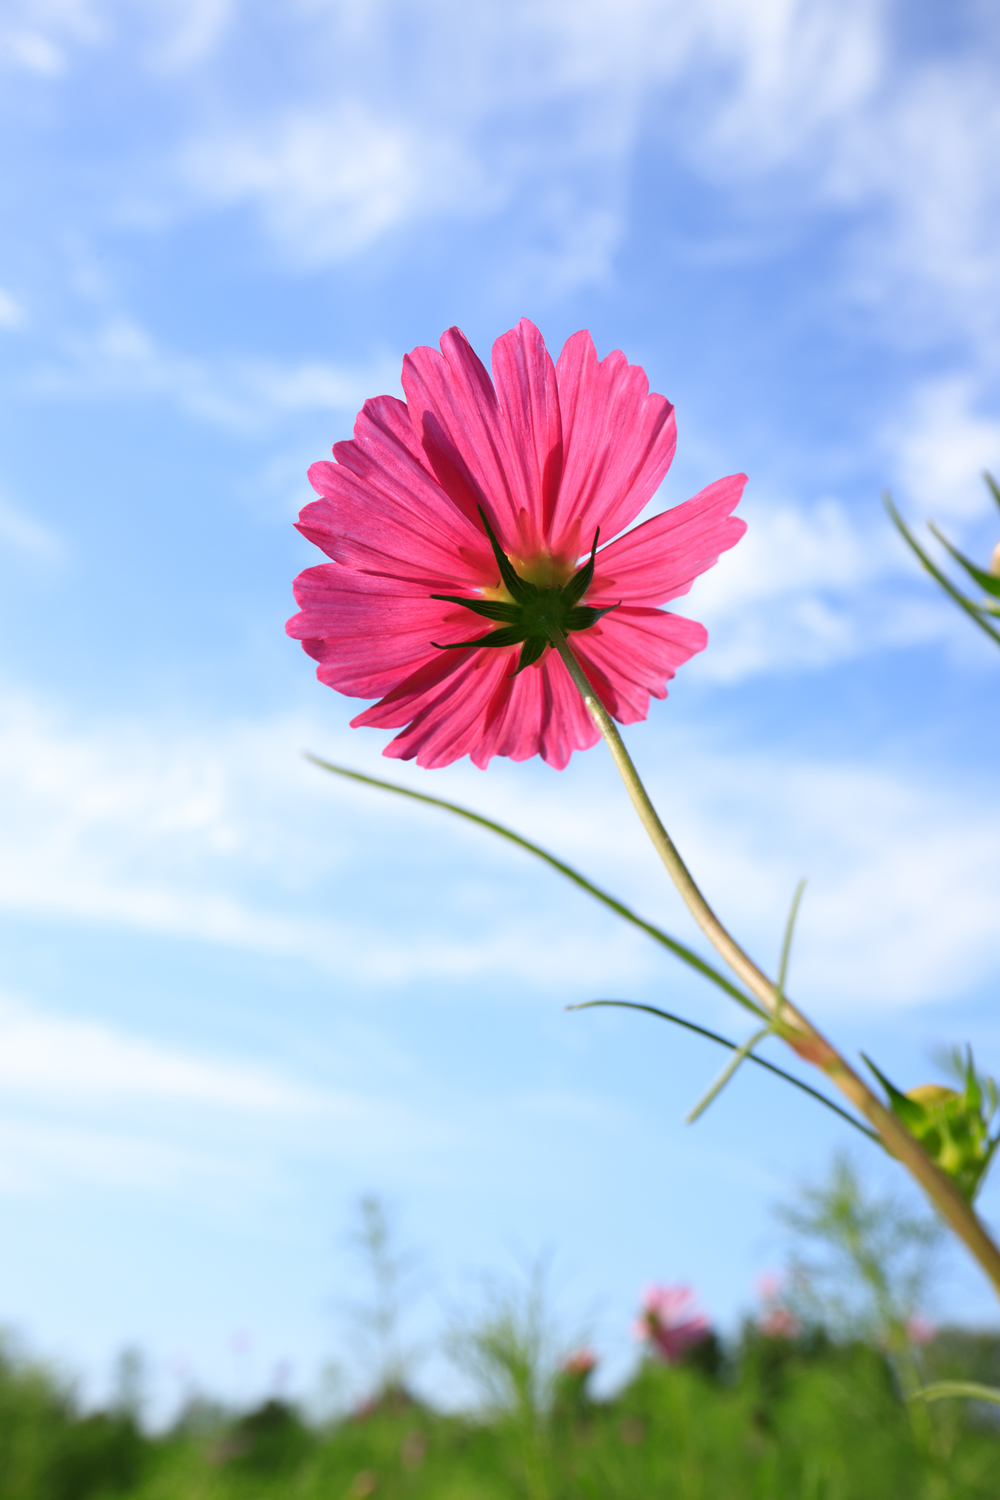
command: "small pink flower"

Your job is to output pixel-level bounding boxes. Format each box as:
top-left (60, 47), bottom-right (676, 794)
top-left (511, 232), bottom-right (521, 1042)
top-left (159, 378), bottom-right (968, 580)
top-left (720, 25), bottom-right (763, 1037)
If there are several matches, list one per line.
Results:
top-left (634, 1284), bottom-right (711, 1364)
top-left (288, 319), bottom-right (746, 769)
top-left (906, 1315), bottom-right (935, 1347)
top-left (755, 1273), bottom-right (801, 1340)
top-left (758, 1306), bottom-right (801, 1340)
top-left (561, 1348), bottom-right (598, 1377)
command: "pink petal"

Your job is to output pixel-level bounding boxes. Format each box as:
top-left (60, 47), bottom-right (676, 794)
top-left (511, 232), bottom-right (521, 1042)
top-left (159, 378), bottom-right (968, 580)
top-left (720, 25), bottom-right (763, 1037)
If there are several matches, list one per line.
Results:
top-left (550, 331), bottom-right (677, 553)
top-left (489, 319), bottom-right (563, 553)
top-left (287, 565), bottom-right (483, 700)
top-left (572, 609), bottom-right (708, 723)
top-left (401, 327), bottom-right (524, 547)
top-left (589, 475), bottom-right (747, 605)
top-left (300, 395), bottom-right (496, 586)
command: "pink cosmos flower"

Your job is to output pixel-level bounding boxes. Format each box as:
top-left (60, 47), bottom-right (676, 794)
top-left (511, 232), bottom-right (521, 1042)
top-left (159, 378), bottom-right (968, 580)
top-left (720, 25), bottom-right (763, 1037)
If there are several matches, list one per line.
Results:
top-left (560, 1347), bottom-right (598, 1377)
top-left (287, 319), bottom-right (747, 769)
top-left (755, 1273), bottom-right (802, 1341)
top-left (906, 1314), bottom-right (935, 1347)
top-left (634, 1284), bottom-right (711, 1364)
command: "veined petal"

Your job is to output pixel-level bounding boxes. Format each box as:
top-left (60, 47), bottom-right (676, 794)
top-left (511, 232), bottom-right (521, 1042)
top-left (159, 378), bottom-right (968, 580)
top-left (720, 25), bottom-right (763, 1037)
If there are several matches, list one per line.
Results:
top-left (550, 331), bottom-right (677, 551)
top-left (301, 395), bottom-right (495, 585)
top-left (572, 608), bottom-right (708, 723)
top-left (490, 318), bottom-right (563, 553)
top-left (402, 328), bottom-right (524, 546)
top-left (288, 565), bottom-right (493, 699)
top-left (589, 475), bottom-right (748, 606)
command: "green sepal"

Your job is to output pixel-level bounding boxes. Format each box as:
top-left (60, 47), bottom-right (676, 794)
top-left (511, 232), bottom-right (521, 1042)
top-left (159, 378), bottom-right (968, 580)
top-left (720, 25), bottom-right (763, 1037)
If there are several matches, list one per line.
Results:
top-left (927, 525), bottom-right (1000, 599)
top-left (432, 624), bottom-right (530, 651)
top-left (561, 529), bottom-right (601, 608)
top-left (862, 1054), bottom-right (927, 1130)
top-left (431, 594), bottom-right (523, 623)
top-left (476, 506), bottom-right (536, 603)
top-left (511, 636), bottom-right (548, 675)
top-left (985, 471), bottom-right (1000, 513)
top-left (432, 512), bottom-right (616, 664)
top-left (566, 603), bottom-right (619, 629)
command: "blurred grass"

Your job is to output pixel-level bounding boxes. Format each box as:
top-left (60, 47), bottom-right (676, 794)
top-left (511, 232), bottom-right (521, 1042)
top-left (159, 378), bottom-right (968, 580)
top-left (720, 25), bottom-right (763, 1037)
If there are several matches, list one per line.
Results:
top-left (2, 1330), bottom-right (999, 1500)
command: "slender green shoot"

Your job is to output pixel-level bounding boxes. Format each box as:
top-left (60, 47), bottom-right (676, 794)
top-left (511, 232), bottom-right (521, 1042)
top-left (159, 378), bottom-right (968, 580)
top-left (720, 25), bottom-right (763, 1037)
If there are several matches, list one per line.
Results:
top-left (307, 755), bottom-right (766, 1019)
top-left (685, 1024), bottom-right (774, 1125)
top-left (911, 1380), bottom-right (1000, 1408)
top-left (884, 493), bottom-right (1000, 647)
top-left (777, 879), bottom-right (806, 1008)
top-left (568, 1000), bottom-right (878, 1141)
top-left (685, 880), bottom-right (806, 1124)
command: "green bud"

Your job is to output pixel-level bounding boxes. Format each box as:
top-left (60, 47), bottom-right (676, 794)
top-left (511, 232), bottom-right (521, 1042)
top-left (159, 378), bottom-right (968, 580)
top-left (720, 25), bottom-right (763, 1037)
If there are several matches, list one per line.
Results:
top-left (863, 1050), bottom-right (1000, 1201)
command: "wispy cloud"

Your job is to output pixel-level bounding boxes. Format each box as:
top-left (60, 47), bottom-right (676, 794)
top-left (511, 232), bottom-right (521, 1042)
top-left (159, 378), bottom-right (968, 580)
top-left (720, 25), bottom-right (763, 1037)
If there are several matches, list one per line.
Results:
top-left (23, 316), bottom-right (401, 432)
top-left (177, 103), bottom-right (493, 268)
top-left (0, 287), bottom-right (26, 329)
top-left (0, 490), bottom-right (65, 561)
top-left (882, 376), bottom-right (1000, 525)
top-left (0, 687), bottom-right (996, 1013)
top-left (0, 0), bottom-right (105, 76)
top-left (0, 993), bottom-right (327, 1112)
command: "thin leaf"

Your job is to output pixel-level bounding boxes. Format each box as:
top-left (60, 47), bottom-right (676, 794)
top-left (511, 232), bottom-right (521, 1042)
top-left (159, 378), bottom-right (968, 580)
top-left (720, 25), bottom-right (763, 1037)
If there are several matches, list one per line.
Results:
top-left (307, 758), bottom-right (768, 1018)
top-left (779, 882), bottom-right (809, 1002)
top-left (569, 1000), bottom-right (879, 1141)
top-left (685, 1024), bottom-right (773, 1125)
top-left (927, 525), bottom-right (1000, 599)
top-left (911, 1380), bottom-right (1000, 1407)
top-left (985, 471), bottom-right (1000, 514)
top-left (883, 494), bottom-right (1000, 647)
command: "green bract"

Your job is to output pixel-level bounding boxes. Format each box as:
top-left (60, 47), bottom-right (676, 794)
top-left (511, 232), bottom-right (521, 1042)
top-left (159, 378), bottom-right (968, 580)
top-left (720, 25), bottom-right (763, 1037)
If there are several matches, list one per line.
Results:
top-left (863, 1049), bottom-right (1000, 1202)
top-left (432, 506), bottom-right (619, 676)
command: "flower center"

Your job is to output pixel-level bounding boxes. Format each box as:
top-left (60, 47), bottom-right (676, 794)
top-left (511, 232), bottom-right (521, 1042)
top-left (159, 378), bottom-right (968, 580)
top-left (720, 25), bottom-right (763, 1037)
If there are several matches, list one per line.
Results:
top-left (431, 508), bottom-right (619, 677)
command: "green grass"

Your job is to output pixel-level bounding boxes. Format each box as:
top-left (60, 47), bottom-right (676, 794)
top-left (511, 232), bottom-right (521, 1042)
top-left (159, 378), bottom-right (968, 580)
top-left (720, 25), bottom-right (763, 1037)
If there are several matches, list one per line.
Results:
top-left (2, 1334), bottom-right (999, 1500)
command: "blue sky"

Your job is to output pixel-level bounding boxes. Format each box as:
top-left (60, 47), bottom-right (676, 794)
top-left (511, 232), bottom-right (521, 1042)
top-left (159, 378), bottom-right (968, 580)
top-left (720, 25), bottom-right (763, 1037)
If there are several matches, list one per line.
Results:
top-left (1, 0), bottom-right (1000, 1418)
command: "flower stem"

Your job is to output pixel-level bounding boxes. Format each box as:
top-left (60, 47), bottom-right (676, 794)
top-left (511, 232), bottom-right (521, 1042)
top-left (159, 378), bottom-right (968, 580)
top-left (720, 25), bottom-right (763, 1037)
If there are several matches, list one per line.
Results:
top-left (549, 626), bottom-right (1000, 1301)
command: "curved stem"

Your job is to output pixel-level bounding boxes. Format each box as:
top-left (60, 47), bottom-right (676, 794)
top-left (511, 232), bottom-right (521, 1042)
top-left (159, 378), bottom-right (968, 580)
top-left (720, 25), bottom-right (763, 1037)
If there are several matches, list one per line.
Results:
top-left (549, 626), bottom-right (1000, 1302)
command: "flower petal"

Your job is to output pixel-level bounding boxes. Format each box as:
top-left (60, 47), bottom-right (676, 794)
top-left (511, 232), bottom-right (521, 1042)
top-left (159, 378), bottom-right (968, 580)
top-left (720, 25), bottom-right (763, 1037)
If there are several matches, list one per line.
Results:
top-left (287, 564), bottom-right (489, 700)
top-left (489, 318), bottom-right (563, 553)
top-left (401, 327), bottom-right (524, 546)
top-left (571, 608), bottom-right (708, 723)
top-left (551, 331), bottom-right (677, 551)
top-left (588, 475), bottom-right (748, 606)
top-left (299, 395), bottom-right (495, 586)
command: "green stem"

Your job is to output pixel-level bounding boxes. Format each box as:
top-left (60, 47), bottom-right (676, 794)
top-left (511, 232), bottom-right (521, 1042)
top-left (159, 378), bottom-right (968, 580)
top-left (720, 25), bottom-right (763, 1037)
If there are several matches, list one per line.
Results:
top-left (548, 626), bottom-right (1000, 1303)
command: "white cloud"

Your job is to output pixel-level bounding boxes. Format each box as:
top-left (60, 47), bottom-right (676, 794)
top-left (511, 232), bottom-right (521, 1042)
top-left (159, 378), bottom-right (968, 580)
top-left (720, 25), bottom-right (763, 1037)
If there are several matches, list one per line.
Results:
top-left (0, 0), bottom-right (106, 75)
top-left (682, 492), bottom-right (968, 680)
top-left (177, 103), bottom-right (491, 267)
top-left (653, 744), bottom-right (1000, 1012)
top-left (0, 993), bottom-right (327, 1112)
top-left (0, 686), bottom-right (996, 1015)
top-left (24, 316), bottom-right (401, 432)
top-left (0, 491), bottom-right (65, 561)
top-left (0, 692), bottom-right (653, 990)
top-left (143, 0), bottom-right (233, 72)
top-left (882, 376), bottom-right (1000, 524)
top-left (0, 287), bottom-right (26, 328)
